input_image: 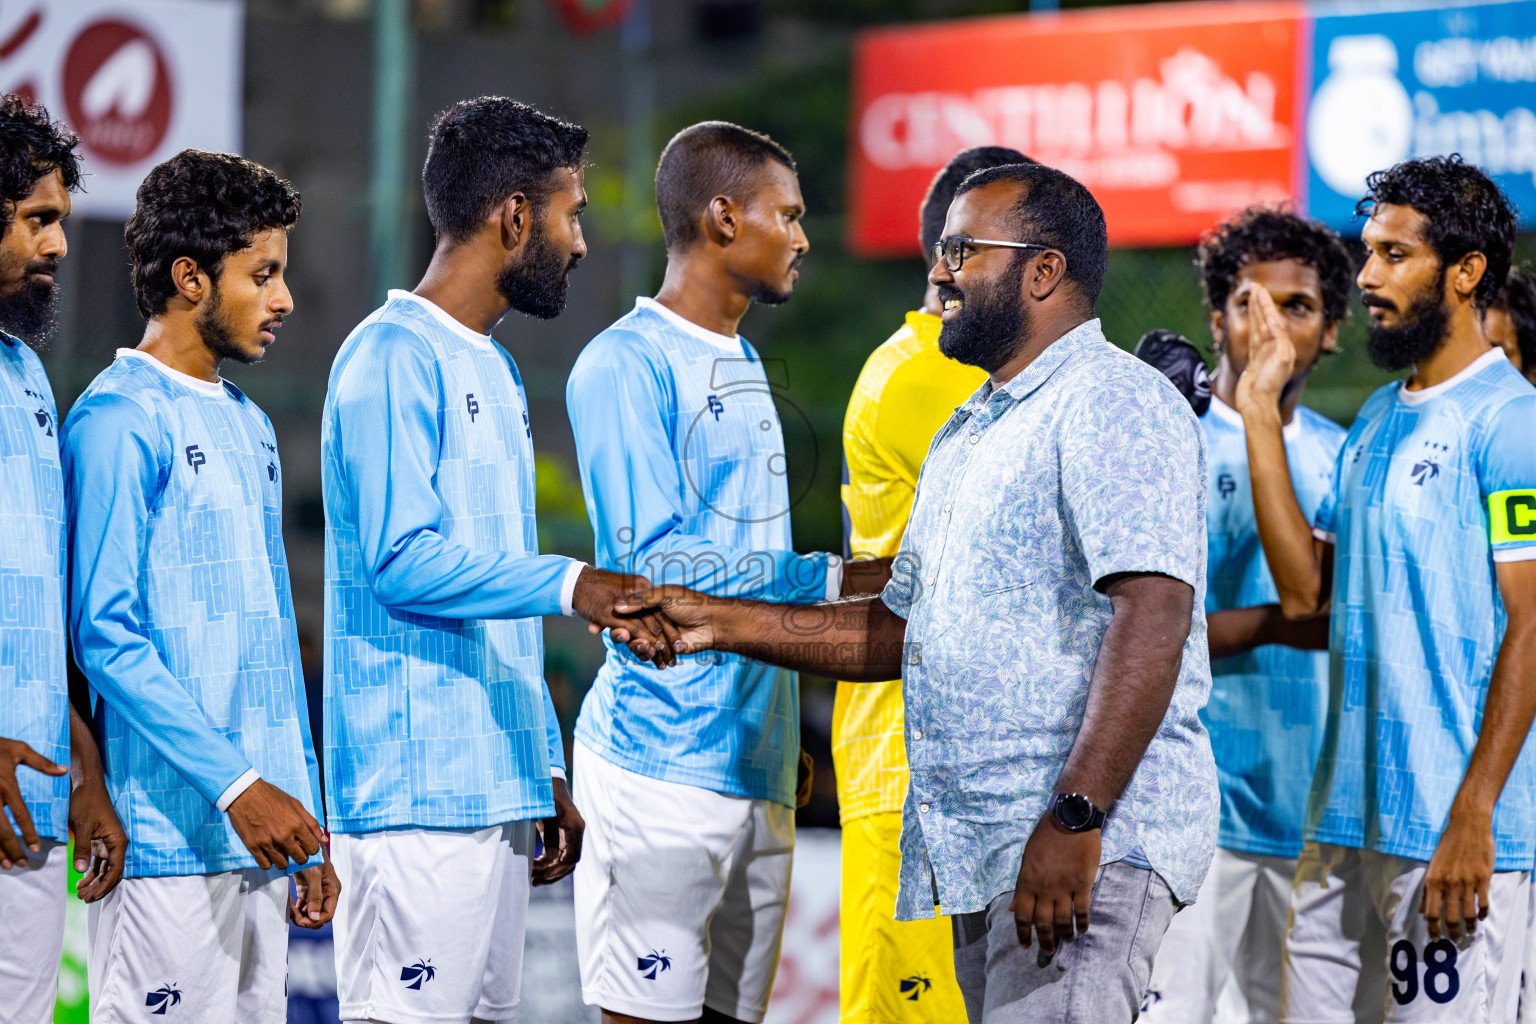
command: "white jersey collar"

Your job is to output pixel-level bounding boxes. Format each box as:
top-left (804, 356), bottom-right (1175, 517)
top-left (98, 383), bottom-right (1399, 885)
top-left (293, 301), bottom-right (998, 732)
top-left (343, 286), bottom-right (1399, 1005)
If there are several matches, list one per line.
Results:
top-left (1398, 346), bottom-right (1506, 405)
top-left (1207, 391), bottom-right (1304, 441)
top-left (389, 289), bottom-right (496, 351)
top-left (115, 348), bottom-right (228, 398)
top-left (634, 296), bottom-right (742, 352)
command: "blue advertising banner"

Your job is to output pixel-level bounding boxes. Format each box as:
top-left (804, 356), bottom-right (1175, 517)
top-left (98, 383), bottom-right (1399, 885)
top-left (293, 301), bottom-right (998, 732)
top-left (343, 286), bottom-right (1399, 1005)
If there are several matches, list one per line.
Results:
top-left (1306, 0), bottom-right (1536, 231)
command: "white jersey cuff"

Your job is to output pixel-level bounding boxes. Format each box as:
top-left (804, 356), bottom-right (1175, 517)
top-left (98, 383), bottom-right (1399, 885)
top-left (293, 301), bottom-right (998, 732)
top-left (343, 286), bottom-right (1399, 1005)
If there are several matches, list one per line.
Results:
top-left (1312, 528), bottom-right (1336, 545)
top-left (550, 767), bottom-right (567, 781)
top-left (824, 554), bottom-right (843, 602)
top-left (560, 561), bottom-right (587, 616)
top-left (216, 768), bottom-right (260, 812)
top-left (1493, 546), bottom-right (1536, 563)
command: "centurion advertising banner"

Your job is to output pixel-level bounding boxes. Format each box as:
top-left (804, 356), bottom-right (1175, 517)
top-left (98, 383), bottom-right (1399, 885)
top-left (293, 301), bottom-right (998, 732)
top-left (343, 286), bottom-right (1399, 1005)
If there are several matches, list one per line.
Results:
top-left (849, 0), bottom-right (1536, 255)
top-left (0, 0), bottom-right (244, 219)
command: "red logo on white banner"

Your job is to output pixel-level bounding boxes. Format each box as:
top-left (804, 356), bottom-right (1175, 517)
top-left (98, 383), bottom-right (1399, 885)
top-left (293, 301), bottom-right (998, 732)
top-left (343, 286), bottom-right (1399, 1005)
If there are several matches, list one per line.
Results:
top-left (62, 19), bottom-right (172, 166)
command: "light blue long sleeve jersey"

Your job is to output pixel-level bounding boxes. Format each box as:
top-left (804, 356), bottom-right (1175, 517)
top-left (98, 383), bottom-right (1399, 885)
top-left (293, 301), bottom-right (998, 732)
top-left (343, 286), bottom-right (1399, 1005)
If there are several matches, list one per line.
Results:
top-left (566, 297), bottom-right (838, 807)
top-left (62, 350), bottom-right (321, 878)
top-left (1201, 396), bottom-right (1343, 859)
top-left (1310, 348), bottom-right (1536, 868)
top-left (0, 333), bottom-right (68, 843)
top-left (323, 291), bottom-right (577, 834)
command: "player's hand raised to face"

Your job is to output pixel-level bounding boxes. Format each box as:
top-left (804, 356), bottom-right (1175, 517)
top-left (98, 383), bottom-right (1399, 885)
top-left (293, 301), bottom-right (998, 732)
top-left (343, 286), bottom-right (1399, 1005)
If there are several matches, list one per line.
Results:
top-left (571, 567), bottom-right (681, 668)
top-left (225, 778), bottom-right (324, 871)
top-left (69, 772), bottom-right (127, 902)
top-left (0, 736), bottom-right (69, 868)
top-left (1235, 284), bottom-right (1297, 416)
top-left (533, 776), bottom-right (584, 886)
top-left (1422, 807), bottom-right (1494, 941)
top-left (1009, 813), bottom-right (1100, 965)
top-left (290, 858), bottom-right (341, 928)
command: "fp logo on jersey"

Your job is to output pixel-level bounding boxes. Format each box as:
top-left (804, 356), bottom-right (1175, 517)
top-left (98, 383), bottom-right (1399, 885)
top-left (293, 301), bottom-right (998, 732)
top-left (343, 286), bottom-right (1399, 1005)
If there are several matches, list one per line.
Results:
top-left (466, 394), bottom-right (479, 422)
top-left (707, 394), bottom-right (724, 421)
top-left (1217, 472), bottom-right (1236, 499)
top-left (184, 445), bottom-right (205, 474)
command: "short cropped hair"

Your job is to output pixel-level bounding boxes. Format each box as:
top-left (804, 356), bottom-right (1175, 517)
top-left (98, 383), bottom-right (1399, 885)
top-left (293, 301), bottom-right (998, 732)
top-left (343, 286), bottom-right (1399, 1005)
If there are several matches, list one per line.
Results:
top-left (953, 163), bottom-right (1108, 304)
top-left (1355, 155), bottom-right (1518, 310)
top-left (1496, 264), bottom-right (1536, 371)
top-left (920, 146), bottom-right (1031, 254)
top-left (1197, 206), bottom-right (1355, 326)
top-left (422, 97), bottom-right (589, 244)
top-left (655, 121), bottom-right (795, 250)
top-left (124, 150), bottom-right (301, 319)
top-left (0, 94), bottom-right (82, 232)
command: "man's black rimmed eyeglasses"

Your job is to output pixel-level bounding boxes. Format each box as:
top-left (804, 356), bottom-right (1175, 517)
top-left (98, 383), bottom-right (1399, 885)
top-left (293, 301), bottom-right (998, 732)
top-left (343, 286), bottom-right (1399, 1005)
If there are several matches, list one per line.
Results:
top-left (931, 236), bottom-right (1051, 273)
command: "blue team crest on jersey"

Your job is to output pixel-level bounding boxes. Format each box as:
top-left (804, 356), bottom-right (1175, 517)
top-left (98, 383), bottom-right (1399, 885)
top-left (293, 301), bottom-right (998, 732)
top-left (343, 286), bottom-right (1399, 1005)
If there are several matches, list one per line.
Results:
top-left (401, 958), bottom-right (436, 989)
top-left (466, 393), bottom-right (479, 422)
top-left (637, 949), bottom-right (672, 979)
top-left (1216, 472), bottom-right (1236, 499)
top-left (707, 393), bottom-right (724, 420)
top-left (146, 983), bottom-right (182, 1014)
top-left (900, 974), bottom-right (932, 1001)
top-left (1412, 442), bottom-right (1450, 486)
top-left (184, 444), bottom-right (205, 473)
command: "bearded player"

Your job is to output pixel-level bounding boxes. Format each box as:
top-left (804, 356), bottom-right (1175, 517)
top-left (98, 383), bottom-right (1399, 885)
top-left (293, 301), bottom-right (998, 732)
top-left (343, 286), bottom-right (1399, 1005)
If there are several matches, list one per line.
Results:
top-left (1142, 207), bottom-right (1352, 1024)
top-left (1238, 156), bottom-right (1536, 1022)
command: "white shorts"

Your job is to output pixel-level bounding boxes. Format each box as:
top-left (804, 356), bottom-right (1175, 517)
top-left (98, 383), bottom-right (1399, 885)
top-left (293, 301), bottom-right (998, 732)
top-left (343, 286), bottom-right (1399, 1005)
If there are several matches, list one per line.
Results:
top-left (87, 866), bottom-right (291, 1024)
top-left (1283, 842), bottom-right (1529, 1024)
top-left (1143, 846), bottom-right (1295, 1024)
top-left (0, 840), bottom-right (67, 1024)
top-left (331, 821), bottom-right (534, 1024)
top-left (571, 743), bottom-right (795, 1024)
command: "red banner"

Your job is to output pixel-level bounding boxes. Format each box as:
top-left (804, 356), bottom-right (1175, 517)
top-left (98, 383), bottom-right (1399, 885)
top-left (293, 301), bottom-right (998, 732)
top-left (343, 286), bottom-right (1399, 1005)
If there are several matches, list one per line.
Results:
top-left (848, 1), bottom-right (1307, 254)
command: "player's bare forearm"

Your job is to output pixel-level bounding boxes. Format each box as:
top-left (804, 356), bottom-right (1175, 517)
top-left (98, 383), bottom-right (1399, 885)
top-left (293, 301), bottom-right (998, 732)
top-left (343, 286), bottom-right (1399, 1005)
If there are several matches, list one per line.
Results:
top-left (1208, 604), bottom-right (1330, 660)
top-left (1242, 409), bottom-right (1330, 619)
top-left (1424, 561), bottom-right (1536, 939)
top-left (1053, 573), bottom-right (1193, 808)
top-left (841, 556), bottom-right (894, 596)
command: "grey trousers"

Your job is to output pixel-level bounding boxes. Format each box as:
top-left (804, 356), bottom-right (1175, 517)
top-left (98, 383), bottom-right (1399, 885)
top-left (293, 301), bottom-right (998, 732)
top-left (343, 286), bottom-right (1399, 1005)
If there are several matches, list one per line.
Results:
top-left (952, 861), bottom-right (1179, 1024)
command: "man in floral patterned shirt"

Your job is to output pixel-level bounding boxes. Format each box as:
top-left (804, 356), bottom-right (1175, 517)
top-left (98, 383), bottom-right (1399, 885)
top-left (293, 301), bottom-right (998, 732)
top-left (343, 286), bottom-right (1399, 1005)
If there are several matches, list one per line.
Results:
top-left (615, 162), bottom-right (1218, 1023)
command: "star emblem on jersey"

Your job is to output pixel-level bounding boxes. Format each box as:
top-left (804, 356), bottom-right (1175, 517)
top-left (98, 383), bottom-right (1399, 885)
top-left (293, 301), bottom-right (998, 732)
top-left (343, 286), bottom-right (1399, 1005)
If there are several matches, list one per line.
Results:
top-left (400, 958), bottom-right (436, 990)
top-left (145, 983), bottom-right (182, 1014)
top-left (1411, 458), bottom-right (1440, 486)
top-left (707, 394), bottom-right (724, 421)
top-left (899, 974), bottom-right (932, 1001)
top-left (466, 393), bottom-right (479, 422)
top-left (1217, 472), bottom-right (1236, 499)
top-left (185, 444), bottom-right (205, 474)
top-left (637, 949), bottom-right (672, 980)
top-left (33, 407), bottom-right (52, 436)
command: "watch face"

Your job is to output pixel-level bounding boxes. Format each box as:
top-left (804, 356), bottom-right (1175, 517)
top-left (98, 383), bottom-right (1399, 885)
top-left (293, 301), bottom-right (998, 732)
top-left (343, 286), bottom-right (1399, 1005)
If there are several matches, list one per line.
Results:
top-left (1055, 793), bottom-right (1093, 830)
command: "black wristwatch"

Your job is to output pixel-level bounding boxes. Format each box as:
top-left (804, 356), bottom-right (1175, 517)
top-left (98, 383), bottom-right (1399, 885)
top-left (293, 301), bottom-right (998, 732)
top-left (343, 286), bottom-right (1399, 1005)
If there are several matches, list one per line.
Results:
top-left (1047, 792), bottom-right (1106, 833)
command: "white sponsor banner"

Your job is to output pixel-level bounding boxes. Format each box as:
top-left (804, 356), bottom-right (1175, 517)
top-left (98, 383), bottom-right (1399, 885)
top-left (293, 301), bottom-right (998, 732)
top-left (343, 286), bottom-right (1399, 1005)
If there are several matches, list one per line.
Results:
top-left (0, 0), bottom-right (243, 218)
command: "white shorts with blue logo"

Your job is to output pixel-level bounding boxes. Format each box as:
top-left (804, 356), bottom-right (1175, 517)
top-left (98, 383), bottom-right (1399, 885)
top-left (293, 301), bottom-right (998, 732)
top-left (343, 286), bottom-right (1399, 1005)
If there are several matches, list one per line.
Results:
top-left (87, 865), bottom-right (291, 1024)
top-left (331, 821), bottom-right (534, 1024)
top-left (572, 742), bottom-right (795, 1024)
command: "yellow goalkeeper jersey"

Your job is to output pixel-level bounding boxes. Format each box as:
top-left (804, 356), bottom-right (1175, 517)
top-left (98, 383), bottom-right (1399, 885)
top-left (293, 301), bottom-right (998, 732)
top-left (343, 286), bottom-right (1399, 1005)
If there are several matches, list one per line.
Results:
top-left (834, 310), bottom-right (989, 821)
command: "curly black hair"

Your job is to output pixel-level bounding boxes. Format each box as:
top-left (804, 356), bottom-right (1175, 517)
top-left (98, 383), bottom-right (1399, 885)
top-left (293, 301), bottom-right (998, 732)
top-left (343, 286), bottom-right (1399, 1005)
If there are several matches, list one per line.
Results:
top-left (124, 150), bottom-right (301, 320)
top-left (0, 94), bottom-right (83, 232)
top-left (1355, 154), bottom-right (1517, 310)
top-left (423, 97), bottom-right (588, 245)
top-left (1197, 206), bottom-right (1355, 326)
top-left (920, 146), bottom-right (1031, 255)
top-left (1495, 263), bottom-right (1536, 372)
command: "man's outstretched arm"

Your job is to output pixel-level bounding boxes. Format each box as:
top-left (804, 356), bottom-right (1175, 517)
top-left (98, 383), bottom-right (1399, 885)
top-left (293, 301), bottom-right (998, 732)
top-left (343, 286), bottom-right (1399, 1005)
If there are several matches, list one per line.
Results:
top-left (610, 589), bottom-right (907, 681)
top-left (1208, 605), bottom-right (1329, 660)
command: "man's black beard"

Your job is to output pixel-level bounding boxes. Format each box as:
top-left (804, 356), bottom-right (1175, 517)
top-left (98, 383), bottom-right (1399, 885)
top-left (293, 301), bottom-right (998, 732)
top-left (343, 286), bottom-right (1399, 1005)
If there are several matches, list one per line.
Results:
top-left (937, 253), bottom-right (1030, 373)
top-left (0, 266), bottom-right (60, 348)
top-left (1366, 286), bottom-right (1449, 372)
top-left (195, 283), bottom-right (260, 366)
top-left (498, 222), bottom-right (575, 320)
top-left (748, 280), bottom-right (792, 306)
